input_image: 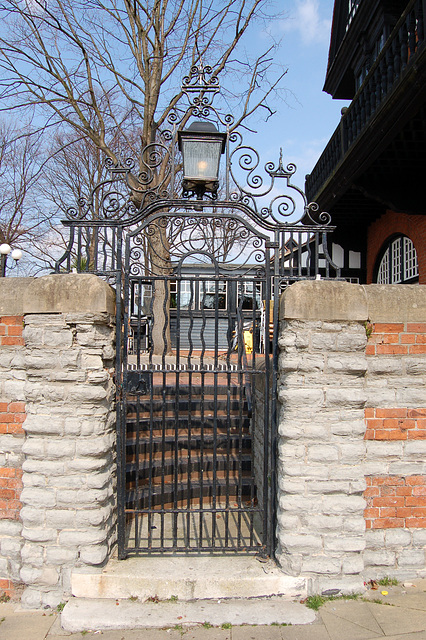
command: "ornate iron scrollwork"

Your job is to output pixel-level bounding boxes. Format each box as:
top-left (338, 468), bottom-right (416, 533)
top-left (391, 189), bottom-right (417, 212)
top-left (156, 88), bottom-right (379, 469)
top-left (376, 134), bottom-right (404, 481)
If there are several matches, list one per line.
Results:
top-left (56, 61), bottom-right (339, 280)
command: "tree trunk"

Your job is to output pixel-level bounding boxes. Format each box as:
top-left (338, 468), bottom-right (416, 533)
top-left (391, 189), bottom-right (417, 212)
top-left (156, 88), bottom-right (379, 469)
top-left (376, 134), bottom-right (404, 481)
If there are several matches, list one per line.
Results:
top-left (148, 222), bottom-right (172, 356)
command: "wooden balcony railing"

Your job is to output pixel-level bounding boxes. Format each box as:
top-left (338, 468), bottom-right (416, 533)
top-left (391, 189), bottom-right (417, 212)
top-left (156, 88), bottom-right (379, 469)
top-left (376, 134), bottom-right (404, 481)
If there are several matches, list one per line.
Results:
top-left (306, 0), bottom-right (425, 201)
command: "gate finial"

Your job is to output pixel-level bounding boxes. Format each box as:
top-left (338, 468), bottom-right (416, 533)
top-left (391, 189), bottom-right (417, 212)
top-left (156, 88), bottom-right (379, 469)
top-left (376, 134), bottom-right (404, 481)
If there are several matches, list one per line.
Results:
top-left (181, 61), bottom-right (220, 104)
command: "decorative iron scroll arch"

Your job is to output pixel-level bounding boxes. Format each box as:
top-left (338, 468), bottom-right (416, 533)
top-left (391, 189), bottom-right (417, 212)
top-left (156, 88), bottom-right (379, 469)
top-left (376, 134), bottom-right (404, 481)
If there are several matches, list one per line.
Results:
top-left (125, 206), bottom-right (272, 279)
top-left (55, 62), bottom-right (340, 282)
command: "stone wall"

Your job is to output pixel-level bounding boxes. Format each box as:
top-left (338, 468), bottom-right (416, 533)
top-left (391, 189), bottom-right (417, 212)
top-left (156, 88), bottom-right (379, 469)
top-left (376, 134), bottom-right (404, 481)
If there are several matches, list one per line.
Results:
top-left (0, 275), bottom-right (116, 607)
top-left (277, 281), bottom-right (426, 593)
top-left (2, 275), bottom-right (425, 604)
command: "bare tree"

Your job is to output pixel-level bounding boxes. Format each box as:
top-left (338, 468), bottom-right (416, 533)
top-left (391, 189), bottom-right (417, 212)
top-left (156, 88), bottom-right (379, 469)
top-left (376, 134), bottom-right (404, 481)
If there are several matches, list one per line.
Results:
top-left (0, 0), bottom-right (286, 348)
top-left (26, 129), bottom-right (111, 273)
top-left (0, 1), bottom-right (285, 151)
top-left (0, 121), bottom-right (51, 275)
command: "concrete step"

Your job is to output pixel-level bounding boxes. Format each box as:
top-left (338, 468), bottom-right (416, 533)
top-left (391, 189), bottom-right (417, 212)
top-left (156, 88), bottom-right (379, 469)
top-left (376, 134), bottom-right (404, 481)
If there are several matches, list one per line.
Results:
top-left (127, 398), bottom-right (247, 413)
top-left (126, 451), bottom-right (252, 475)
top-left (61, 595), bottom-right (315, 633)
top-left (127, 384), bottom-right (248, 399)
top-left (125, 416), bottom-right (251, 432)
top-left (71, 556), bottom-right (307, 602)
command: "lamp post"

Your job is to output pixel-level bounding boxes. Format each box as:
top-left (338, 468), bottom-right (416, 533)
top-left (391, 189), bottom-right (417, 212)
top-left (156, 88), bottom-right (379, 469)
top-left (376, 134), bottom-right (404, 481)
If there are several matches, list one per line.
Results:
top-left (0, 244), bottom-right (23, 277)
top-left (178, 121), bottom-right (226, 201)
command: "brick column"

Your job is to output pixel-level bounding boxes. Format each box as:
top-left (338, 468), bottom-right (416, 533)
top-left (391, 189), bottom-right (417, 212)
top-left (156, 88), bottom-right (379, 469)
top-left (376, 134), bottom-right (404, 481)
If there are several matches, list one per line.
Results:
top-left (0, 316), bottom-right (26, 599)
top-left (363, 307), bottom-right (426, 580)
top-left (0, 275), bottom-right (117, 608)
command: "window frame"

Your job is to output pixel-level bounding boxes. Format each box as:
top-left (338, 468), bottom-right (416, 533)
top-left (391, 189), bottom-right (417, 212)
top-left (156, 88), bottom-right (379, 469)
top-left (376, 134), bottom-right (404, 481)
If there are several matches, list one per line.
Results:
top-left (199, 280), bottom-right (227, 310)
top-left (170, 279), bottom-right (195, 310)
top-left (237, 280), bottom-right (262, 310)
top-left (375, 235), bottom-right (419, 284)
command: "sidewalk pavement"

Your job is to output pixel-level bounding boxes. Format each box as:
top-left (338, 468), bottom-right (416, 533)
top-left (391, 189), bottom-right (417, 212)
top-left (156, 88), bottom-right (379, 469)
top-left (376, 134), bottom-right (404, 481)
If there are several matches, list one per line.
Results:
top-left (1, 579), bottom-right (426, 640)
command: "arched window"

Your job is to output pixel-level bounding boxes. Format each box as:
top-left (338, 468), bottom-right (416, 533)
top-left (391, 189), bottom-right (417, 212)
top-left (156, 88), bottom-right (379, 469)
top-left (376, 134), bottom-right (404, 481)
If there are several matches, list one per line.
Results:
top-left (376, 235), bottom-right (419, 284)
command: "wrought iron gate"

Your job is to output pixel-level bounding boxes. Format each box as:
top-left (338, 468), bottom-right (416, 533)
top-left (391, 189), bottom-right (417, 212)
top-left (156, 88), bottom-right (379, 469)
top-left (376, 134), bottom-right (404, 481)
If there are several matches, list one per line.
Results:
top-left (118, 214), bottom-right (278, 555)
top-left (55, 64), bottom-right (340, 559)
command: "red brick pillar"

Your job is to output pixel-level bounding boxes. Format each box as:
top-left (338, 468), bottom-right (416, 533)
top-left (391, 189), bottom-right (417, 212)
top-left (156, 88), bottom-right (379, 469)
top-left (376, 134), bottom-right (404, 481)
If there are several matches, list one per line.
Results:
top-left (0, 316), bottom-right (25, 598)
top-left (364, 319), bottom-right (426, 576)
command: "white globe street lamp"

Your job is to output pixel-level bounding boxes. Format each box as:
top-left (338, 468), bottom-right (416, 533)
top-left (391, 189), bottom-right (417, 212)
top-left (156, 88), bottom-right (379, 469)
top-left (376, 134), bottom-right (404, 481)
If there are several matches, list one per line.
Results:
top-left (0, 243), bottom-right (23, 276)
top-left (11, 249), bottom-right (23, 261)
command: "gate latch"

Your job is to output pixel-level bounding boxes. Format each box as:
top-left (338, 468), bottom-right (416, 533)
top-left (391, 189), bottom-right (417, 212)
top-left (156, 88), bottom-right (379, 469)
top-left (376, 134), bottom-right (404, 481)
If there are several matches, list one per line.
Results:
top-left (127, 371), bottom-right (151, 395)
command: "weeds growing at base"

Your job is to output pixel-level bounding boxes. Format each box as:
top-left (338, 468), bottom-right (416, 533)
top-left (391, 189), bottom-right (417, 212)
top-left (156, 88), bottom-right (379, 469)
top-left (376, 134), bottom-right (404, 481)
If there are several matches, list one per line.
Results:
top-left (305, 593), bottom-right (360, 611)
top-left (378, 577), bottom-right (398, 586)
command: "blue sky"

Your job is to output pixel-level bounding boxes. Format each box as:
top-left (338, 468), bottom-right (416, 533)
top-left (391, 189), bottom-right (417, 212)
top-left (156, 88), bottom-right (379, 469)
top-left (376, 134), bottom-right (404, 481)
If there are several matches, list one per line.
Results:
top-left (251, 0), bottom-right (349, 190)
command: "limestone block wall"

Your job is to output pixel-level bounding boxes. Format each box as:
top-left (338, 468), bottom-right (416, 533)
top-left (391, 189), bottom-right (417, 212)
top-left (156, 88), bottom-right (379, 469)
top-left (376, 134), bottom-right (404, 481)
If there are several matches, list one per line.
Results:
top-left (277, 281), bottom-right (426, 594)
top-left (1, 275), bottom-right (424, 604)
top-left (0, 275), bottom-right (116, 607)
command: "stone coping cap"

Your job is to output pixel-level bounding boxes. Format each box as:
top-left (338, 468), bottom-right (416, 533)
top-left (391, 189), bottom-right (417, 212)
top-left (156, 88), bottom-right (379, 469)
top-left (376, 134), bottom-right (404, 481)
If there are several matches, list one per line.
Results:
top-left (281, 281), bottom-right (426, 323)
top-left (0, 274), bottom-right (115, 315)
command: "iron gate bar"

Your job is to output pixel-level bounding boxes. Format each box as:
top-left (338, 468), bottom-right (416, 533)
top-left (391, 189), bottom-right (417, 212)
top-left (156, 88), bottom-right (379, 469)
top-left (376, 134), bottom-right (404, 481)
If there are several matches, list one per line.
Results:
top-left (212, 281), bottom-right (219, 548)
top-left (264, 246), bottom-right (273, 557)
top-left (199, 285), bottom-right (206, 547)
top-left (185, 280), bottom-right (193, 549)
top-left (249, 288), bottom-right (257, 548)
top-left (270, 237), bottom-right (281, 556)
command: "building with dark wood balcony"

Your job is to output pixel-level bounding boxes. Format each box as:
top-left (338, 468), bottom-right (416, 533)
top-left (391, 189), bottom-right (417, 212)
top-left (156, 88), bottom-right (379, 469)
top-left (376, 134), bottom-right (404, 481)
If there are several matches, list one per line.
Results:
top-left (305, 0), bottom-right (426, 284)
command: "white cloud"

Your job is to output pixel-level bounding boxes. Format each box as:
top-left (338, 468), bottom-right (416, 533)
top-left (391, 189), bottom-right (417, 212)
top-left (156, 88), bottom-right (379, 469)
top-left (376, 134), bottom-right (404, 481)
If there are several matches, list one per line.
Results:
top-left (23, 0), bottom-right (47, 15)
top-left (282, 0), bottom-right (331, 46)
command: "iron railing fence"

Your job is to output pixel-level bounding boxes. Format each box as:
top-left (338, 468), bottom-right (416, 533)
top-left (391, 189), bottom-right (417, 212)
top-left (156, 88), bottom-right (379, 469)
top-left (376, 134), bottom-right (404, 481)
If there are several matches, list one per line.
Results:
top-left (56, 221), bottom-right (340, 284)
top-left (119, 273), bottom-right (273, 555)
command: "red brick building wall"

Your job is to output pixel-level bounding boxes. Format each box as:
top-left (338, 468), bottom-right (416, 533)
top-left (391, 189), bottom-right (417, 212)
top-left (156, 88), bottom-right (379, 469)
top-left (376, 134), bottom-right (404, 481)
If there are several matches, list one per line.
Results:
top-left (0, 316), bottom-right (25, 598)
top-left (365, 322), bottom-right (426, 357)
top-left (365, 476), bottom-right (426, 530)
top-left (364, 322), bottom-right (426, 532)
top-left (366, 211), bottom-right (426, 284)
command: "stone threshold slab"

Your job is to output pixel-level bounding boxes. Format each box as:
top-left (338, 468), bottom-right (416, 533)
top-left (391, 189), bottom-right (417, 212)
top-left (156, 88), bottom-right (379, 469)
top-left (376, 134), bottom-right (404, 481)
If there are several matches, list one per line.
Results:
top-left (71, 556), bottom-right (306, 601)
top-left (61, 596), bottom-right (316, 632)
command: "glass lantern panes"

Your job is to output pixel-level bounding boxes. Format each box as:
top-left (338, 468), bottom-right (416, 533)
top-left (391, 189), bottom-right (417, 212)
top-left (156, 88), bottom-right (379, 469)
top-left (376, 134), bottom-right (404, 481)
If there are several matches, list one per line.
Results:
top-left (181, 139), bottom-right (223, 181)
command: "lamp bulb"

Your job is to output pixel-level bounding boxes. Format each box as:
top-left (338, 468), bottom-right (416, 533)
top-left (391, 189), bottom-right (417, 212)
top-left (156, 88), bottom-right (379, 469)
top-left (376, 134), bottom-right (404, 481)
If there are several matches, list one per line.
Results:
top-left (11, 249), bottom-right (22, 261)
top-left (197, 160), bottom-right (208, 174)
top-left (0, 244), bottom-right (11, 256)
